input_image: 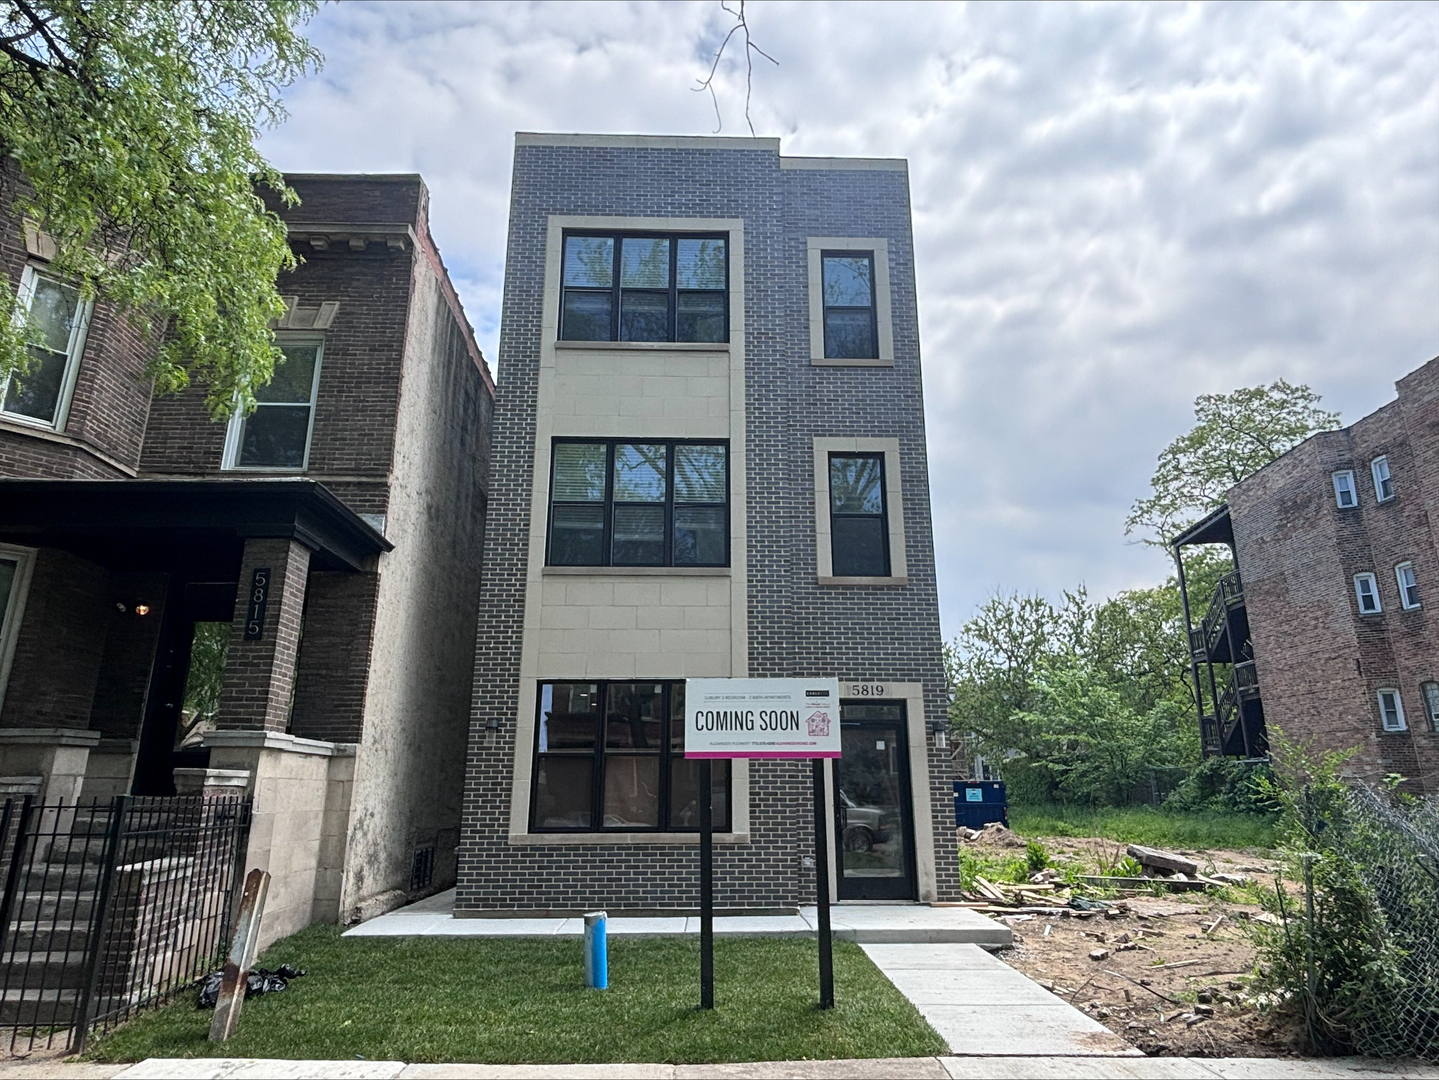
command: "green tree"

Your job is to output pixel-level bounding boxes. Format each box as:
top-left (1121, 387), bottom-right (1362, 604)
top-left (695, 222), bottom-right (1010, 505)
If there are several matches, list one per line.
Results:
top-left (1126, 381), bottom-right (1341, 545)
top-left (0, 0), bottom-right (322, 417)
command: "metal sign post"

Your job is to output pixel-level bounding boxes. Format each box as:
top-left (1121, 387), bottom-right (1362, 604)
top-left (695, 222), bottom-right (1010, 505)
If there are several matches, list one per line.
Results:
top-left (685, 677), bottom-right (841, 1012)
top-left (812, 758), bottom-right (834, 1009)
top-left (699, 758), bottom-right (714, 1009)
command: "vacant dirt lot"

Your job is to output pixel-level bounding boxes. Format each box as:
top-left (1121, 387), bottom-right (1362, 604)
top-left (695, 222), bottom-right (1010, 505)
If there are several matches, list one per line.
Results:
top-left (980, 834), bottom-right (1305, 1057)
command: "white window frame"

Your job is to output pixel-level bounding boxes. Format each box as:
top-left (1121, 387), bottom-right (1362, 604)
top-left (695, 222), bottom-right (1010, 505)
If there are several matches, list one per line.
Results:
top-left (1354, 572), bottom-right (1381, 615)
top-left (812, 436), bottom-right (907, 585)
top-left (1396, 562), bottom-right (1421, 610)
top-left (1421, 681), bottom-right (1439, 733)
top-left (1372, 456), bottom-right (1394, 502)
top-left (1377, 688), bottom-right (1407, 732)
top-left (0, 544), bottom-right (37, 713)
top-left (1, 264), bottom-right (92, 432)
top-left (221, 334), bottom-right (324, 472)
top-left (1332, 470), bottom-right (1357, 508)
top-left (806, 237), bottom-right (894, 366)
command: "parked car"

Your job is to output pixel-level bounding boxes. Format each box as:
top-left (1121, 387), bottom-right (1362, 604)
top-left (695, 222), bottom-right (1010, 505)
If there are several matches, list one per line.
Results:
top-left (839, 789), bottom-right (892, 852)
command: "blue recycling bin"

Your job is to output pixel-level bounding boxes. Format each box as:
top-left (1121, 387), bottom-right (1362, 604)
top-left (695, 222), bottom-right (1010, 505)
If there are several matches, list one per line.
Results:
top-left (954, 780), bottom-right (1008, 830)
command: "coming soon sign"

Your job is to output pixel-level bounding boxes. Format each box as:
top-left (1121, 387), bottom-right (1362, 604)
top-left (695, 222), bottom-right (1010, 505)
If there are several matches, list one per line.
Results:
top-left (684, 678), bottom-right (842, 759)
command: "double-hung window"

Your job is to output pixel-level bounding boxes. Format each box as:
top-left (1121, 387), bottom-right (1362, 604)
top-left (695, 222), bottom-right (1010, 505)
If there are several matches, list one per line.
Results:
top-left (548, 439), bottom-right (728, 567)
top-left (1332, 471), bottom-right (1357, 508)
top-left (829, 453), bottom-right (889, 577)
top-left (1378, 689), bottom-right (1407, 732)
top-left (1354, 573), bottom-right (1381, 615)
top-left (531, 680), bottom-right (730, 832)
top-left (223, 337), bottom-right (323, 470)
top-left (560, 233), bottom-right (727, 343)
top-left (1372, 456), bottom-right (1394, 502)
top-left (2, 266), bottom-right (90, 429)
top-left (0, 544), bottom-right (33, 707)
top-left (1396, 563), bottom-right (1421, 609)
top-left (1422, 682), bottom-right (1439, 733)
top-left (821, 252), bottom-right (878, 359)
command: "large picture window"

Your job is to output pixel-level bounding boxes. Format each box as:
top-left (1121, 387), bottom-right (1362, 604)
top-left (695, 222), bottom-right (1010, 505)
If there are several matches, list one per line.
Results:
top-left (531, 680), bottom-right (731, 832)
top-left (829, 452), bottom-right (889, 577)
top-left (223, 337), bottom-right (323, 470)
top-left (548, 439), bottom-right (728, 567)
top-left (559, 232), bottom-right (728, 343)
top-left (2, 265), bottom-right (90, 429)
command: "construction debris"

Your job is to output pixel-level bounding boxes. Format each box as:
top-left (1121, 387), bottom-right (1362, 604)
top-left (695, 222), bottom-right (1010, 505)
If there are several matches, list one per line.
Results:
top-left (1126, 844), bottom-right (1200, 877)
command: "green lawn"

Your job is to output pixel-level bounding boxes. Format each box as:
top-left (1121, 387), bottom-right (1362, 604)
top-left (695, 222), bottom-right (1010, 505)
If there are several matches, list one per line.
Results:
top-left (1009, 803), bottom-right (1277, 850)
top-left (86, 926), bottom-right (944, 1064)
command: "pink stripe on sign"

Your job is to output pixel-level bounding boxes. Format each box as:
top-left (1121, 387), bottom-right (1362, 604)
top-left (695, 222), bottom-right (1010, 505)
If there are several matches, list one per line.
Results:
top-left (686, 751), bottom-right (843, 759)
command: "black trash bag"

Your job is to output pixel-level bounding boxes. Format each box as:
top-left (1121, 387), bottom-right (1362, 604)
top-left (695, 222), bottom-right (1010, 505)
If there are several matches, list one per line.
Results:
top-left (197, 964), bottom-right (306, 1009)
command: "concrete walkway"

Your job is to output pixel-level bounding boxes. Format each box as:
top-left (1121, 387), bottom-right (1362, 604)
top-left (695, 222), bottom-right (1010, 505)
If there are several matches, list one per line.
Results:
top-left (3, 1054), bottom-right (1421, 1078)
top-left (341, 891), bottom-right (1010, 947)
top-left (862, 943), bottom-right (1138, 1057)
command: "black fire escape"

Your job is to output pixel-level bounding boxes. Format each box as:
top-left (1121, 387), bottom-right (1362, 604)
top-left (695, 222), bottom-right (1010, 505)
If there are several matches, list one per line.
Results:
top-left (1171, 505), bottom-right (1268, 760)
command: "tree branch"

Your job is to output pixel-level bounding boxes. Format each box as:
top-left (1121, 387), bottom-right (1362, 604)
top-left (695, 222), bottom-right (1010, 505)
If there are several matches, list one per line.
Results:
top-left (693, 0), bottom-right (777, 137)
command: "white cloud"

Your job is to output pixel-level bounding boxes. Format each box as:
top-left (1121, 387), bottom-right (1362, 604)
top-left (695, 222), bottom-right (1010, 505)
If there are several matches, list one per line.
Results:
top-left (260, 0), bottom-right (1439, 637)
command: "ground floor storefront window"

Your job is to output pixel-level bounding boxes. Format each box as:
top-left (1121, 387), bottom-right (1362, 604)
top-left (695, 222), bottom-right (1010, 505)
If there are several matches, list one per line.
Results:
top-left (532, 680), bottom-right (730, 832)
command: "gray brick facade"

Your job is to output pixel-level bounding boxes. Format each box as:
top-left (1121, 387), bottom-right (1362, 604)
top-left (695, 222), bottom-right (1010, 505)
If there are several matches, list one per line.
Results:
top-left (459, 135), bottom-right (957, 913)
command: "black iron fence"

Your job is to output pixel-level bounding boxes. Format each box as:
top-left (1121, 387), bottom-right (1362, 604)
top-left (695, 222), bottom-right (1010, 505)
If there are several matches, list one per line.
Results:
top-left (0, 794), bottom-right (251, 1054)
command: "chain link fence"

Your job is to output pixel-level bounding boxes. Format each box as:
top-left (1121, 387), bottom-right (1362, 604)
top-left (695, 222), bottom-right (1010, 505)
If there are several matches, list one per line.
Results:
top-left (1272, 783), bottom-right (1439, 1061)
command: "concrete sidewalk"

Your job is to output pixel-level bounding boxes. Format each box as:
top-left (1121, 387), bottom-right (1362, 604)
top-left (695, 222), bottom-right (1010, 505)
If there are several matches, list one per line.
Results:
top-left (0, 1054), bottom-right (1425, 1079)
top-left (341, 891), bottom-right (1010, 947)
top-left (861, 943), bottom-right (1138, 1057)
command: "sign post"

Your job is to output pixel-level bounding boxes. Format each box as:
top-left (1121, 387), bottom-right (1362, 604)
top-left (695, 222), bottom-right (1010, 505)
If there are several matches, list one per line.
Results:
top-left (686, 677), bottom-right (842, 1011)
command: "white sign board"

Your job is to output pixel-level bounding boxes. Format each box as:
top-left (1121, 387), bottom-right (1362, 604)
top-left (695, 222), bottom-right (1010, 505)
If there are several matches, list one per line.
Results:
top-left (684, 678), bottom-right (842, 759)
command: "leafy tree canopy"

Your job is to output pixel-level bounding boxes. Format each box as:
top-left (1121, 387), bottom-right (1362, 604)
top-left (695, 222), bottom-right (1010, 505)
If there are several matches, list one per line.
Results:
top-left (1126, 381), bottom-right (1341, 545)
top-left (0, 0), bottom-right (321, 417)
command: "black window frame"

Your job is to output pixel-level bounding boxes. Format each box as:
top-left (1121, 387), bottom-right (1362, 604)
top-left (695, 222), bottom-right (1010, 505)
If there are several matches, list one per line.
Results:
top-left (559, 230), bottom-right (730, 344)
top-left (546, 438), bottom-right (730, 568)
top-left (829, 451), bottom-right (891, 577)
top-left (530, 679), bottom-right (733, 833)
top-left (821, 250), bottom-right (879, 360)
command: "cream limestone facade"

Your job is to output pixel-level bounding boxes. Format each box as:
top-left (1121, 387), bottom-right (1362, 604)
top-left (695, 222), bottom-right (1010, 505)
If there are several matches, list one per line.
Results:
top-left (506, 215), bottom-right (753, 845)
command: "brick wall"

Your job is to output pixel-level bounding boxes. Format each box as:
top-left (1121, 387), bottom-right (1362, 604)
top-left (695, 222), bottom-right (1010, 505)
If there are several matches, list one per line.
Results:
top-left (0, 169), bottom-right (158, 480)
top-left (1231, 357), bottom-right (1439, 792)
top-left (0, 548), bottom-right (111, 728)
top-left (289, 571), bottom-right (380, 744)
top-left (218, 539), bottom-right (310, 733)
top-left (458, 139), bottom-right (955, 912)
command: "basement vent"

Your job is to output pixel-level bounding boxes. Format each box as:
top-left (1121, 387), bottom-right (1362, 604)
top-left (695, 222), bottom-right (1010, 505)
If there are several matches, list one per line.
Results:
top-left (410, 845), bottom-right (436, 891)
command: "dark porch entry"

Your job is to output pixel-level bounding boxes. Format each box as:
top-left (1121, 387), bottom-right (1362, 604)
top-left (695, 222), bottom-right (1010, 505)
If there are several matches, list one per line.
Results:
top-left (0, 479), bottom-right (390, 795)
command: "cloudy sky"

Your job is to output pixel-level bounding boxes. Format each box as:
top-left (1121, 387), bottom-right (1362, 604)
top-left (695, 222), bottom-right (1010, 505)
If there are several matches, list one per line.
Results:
top-left (261, 1), bottom-right (1439, 639)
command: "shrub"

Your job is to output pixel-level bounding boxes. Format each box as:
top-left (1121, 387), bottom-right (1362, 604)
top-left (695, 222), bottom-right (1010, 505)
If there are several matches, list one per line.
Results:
top-left (1164, 755), bottom-right (1277, 815)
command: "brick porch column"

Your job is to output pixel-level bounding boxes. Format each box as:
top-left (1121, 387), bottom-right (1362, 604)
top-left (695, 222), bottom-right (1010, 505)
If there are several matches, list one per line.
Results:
top-left (217, 538), bottom-right (312, 732)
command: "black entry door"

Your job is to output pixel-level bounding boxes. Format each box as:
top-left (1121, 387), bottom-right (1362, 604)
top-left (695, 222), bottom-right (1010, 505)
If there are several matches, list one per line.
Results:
top-left (132, 580), bottom-right (236, 795)
top-left (834, 701), bottom-right (917, 901)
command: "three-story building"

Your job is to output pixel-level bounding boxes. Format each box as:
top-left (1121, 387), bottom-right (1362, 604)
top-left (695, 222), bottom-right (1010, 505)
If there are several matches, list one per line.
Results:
top-left (459, 133), bottom-right (958, 913)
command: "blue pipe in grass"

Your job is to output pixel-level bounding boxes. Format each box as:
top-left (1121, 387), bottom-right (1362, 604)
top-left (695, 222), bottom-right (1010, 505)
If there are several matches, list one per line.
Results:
top-left (583, 911), bottom-right (607, 989)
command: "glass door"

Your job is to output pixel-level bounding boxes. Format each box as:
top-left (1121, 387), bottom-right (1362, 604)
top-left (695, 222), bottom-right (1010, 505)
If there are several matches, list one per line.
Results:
top-left (834, 701), bottom-right (917, 900)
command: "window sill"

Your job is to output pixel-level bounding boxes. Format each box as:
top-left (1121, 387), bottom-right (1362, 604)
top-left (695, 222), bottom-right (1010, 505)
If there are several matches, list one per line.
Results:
top-left (556, 340), bottom-right (730, 352)
top-left (543, 566), bottom-right (730, 577)
top-left (810, 357), bottom-right (894, 367)
top-left (818, 575), bottom-right (908, 587)
top-left (0, 414), bottom-right (138, 476)
top-left (509, 831), bottom-right (749, 846)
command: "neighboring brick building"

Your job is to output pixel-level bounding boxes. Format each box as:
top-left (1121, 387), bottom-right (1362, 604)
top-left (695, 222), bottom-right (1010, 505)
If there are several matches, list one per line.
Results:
top-left (1175, 356), bottom-right (1439, 794)
top-left (458, 133), bottom-right (957, 914)
top-left (0, 173), bottom-right (494, 945)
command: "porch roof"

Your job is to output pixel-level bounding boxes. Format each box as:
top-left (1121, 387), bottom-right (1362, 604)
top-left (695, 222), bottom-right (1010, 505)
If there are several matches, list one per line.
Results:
top-left (0, 477), bottom-right (392, 573)
top-left (1169, 503), bottom-right (1233, 550)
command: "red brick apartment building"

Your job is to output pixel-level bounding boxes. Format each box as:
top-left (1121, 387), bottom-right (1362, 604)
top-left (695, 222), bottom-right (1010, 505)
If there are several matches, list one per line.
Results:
top-left (1175, 356), bottom-right (1439, 794)
top-left (0, 173), bottom-right (493, 946)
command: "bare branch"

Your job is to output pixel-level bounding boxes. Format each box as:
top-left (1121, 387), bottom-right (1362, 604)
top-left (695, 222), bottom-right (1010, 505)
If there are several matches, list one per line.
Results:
top-left (693, 0), bottom-right (778, 137)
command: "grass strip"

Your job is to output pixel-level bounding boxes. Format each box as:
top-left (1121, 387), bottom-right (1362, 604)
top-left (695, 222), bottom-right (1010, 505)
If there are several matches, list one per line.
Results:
top-left (1009, 804), bottom-right (1276, 850)
top-left (87, 926), bottom-right (945, 1064)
